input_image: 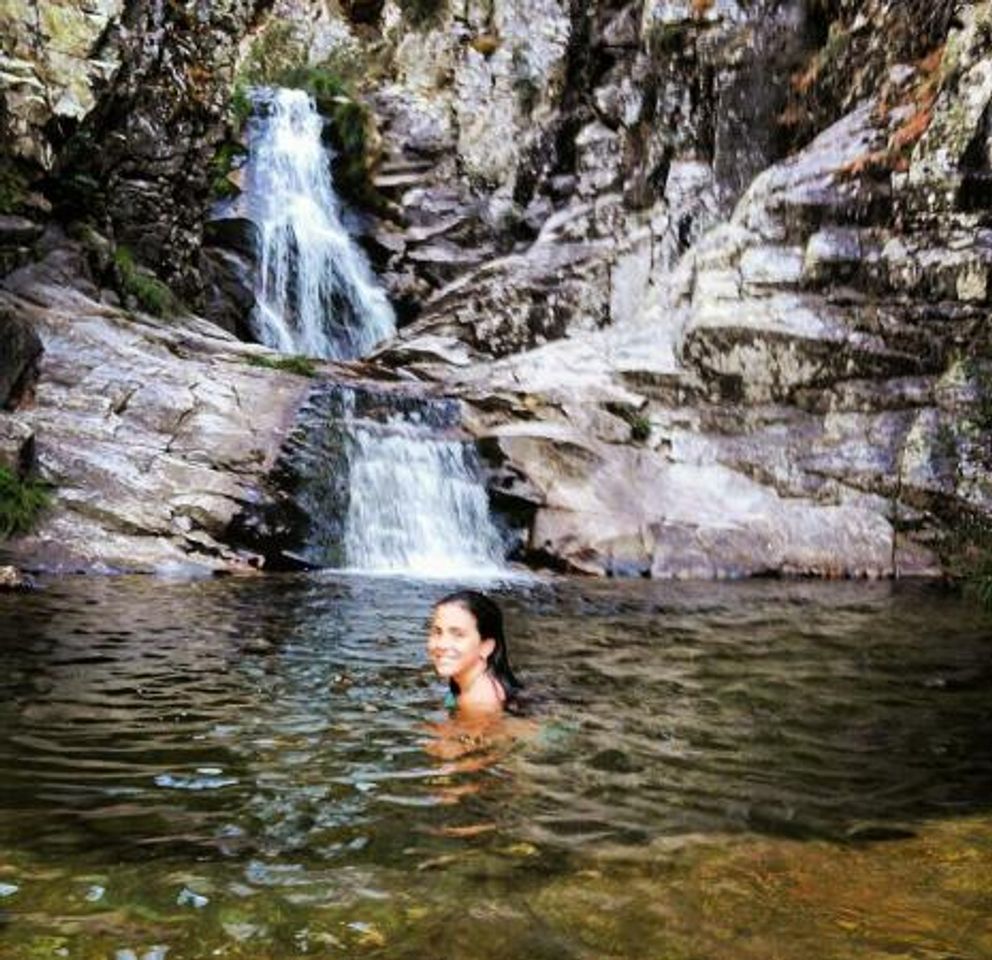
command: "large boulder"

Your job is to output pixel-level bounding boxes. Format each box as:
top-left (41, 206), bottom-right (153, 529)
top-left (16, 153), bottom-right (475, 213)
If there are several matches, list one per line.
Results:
top-left (0, 243), bottom-right (312, 573)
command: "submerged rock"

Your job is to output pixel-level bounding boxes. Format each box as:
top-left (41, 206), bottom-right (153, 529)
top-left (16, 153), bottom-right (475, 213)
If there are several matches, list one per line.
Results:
top-left (0, 565), bottom-right (34, 591)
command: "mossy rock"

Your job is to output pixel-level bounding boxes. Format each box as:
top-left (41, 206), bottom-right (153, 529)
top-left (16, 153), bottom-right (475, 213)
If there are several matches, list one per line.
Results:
top-left (113, 246), bottom-right (180, 318)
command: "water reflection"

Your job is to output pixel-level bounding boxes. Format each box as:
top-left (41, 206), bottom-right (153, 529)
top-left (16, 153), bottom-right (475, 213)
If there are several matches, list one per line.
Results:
top-left (0, 575), bottom-right (991, 957)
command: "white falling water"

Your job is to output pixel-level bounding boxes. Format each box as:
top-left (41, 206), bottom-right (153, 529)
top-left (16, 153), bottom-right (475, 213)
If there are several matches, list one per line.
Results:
top-left (246, 87), bottom-right (395, 360)
top-left (340, 395), bottom-right (506, 577)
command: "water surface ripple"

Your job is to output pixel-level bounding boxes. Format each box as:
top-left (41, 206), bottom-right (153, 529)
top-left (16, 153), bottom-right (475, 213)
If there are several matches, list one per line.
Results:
top-left (1, 575), bottom-right (991, 958)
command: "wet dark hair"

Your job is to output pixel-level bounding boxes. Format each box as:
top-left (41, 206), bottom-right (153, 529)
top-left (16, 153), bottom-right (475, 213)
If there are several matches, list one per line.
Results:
top-left (434, 590), bottom-right (522, 702)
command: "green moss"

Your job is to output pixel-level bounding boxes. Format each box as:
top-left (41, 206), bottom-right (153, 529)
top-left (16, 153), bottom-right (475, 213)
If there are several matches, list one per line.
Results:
top-left (245, 354), bottom-right (318, 377)
top-left (648, 21), bottom-right (691, 56)
top-left (0, 467), bottom-right (51, 540)
top-left (605, 403), bottom-right (653, 443)
top-left (113, 246), bottom-right (180, 318)
top-left (239, 21), bottom-right (305, 86)
top-left (210, 140), bottom-right (248, 199)
top-left (0, 160), bottom-right (28, 215)
top-left (229, 80), bottom-right (253, 133)
top-left (628, 415), bottom-right (652, 443)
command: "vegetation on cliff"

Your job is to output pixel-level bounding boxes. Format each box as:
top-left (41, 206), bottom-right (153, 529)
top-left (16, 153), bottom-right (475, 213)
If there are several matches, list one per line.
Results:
top-left (0, 467), bottom-right (49, 540)
top-left (113, 246), bottom-right (180, 318)
top-left (245, 354), bottom-right (318, 378)
top-left (233, 21), bottom-right (384, 210)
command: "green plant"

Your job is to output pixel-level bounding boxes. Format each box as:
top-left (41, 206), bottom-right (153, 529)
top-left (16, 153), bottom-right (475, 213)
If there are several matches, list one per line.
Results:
top-left (113, 246), bottom-right (180, 318)
top-left (210, 140), bottom-right (248, 199)
top-left (245, 354), bottom-right (318, 377)
top-left (944, 513), bottom-right (992, 610)
top-left (607, 404), bottom-right (652, 443)
top-left (0, 467), bottom-right (50, 540)
top-left (965, 553), bottom-right (992, 609)
top-left (628, 414), bottom-right (652, 443)
top-left (229, 80), bottom-right (253, 133)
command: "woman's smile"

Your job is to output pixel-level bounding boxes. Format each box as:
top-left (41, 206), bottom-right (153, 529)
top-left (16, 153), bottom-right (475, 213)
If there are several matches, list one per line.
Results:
top-left (427, 602), bottom-right (494, 689)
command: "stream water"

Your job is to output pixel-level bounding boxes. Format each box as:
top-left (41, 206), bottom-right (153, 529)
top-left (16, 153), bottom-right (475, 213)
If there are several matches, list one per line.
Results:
top-left (1, 574), bottom-right (991, 959)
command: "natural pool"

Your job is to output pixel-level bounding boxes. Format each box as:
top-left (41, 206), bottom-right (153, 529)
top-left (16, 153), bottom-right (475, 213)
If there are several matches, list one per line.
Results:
top-left (1, 574), bottom-right (991, 959)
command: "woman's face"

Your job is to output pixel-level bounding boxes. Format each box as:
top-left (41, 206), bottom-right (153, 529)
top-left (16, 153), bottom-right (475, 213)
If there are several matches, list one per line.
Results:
top-left (427, 602), bottom-right (494, 681)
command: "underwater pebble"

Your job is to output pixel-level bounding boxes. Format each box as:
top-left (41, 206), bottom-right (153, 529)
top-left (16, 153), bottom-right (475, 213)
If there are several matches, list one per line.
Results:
top-left (0, 883), bottom-right (18, 897)
top-left (154, 773), bottom-right (238, 791)
top-left (177, 887), bottom-right (210, 909)
top-left (221, 922), bottom-right (263, 942)
top-left (85, 884), bottom-right (106, 902)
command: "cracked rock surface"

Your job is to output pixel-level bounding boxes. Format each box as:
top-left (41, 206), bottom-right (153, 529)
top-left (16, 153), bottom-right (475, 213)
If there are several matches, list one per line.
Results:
top-left (0, 241), bottom-right (309, 573)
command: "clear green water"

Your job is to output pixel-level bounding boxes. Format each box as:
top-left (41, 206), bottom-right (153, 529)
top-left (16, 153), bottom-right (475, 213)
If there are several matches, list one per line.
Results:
top-left (1, 575), bottom-right (991, 959)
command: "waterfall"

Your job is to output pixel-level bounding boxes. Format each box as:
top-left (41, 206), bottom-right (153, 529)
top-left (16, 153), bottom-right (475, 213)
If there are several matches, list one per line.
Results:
top-left (341, 392), bottom-right (506, 576)
top-left (264, 385), bottom-right (507, 578)
top-left (245, 87), bottom-right (395, 360)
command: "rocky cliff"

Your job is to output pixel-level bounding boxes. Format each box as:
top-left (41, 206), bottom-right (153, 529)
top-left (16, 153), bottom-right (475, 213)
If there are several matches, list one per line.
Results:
top-left (1, 0), bottom-right (990, 577)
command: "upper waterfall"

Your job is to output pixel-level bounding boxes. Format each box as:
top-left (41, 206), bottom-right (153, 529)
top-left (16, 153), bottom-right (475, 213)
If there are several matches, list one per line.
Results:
top-left (244, 87), bottom-right (395, 360)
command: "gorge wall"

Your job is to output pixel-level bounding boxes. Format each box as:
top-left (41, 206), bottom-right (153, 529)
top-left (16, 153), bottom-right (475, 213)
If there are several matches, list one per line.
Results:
top-left (1, 0), bottom-right (990, 577)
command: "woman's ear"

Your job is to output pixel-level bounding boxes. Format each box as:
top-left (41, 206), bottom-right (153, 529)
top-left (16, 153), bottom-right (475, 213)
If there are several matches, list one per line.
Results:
top-left (480, 638), bottom-right (496, 662)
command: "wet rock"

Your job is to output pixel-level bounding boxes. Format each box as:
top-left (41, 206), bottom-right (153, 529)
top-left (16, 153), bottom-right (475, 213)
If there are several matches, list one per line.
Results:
top-left (0, 566), bottom-right (34, 591)
top-left (0, 215), bottom-right (44, 247)
top-left (201, 246), bottom-right (257, 341)
top-left (0, 418), bottom-right (35, 475)
top-left (0, 307), bottom-right (43, 408)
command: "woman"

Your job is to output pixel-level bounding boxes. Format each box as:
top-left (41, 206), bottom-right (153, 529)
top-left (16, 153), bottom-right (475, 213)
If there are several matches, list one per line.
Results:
top-left (427, 590), bottom-right (521, 715)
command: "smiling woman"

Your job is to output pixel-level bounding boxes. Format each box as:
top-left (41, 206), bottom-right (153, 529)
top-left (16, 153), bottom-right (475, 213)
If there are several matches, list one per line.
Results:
top-left (428, 590), bottom-right (522, 715)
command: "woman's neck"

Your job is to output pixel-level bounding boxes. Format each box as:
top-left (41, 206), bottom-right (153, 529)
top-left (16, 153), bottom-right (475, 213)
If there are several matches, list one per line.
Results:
top-left (455, 662), bottom-right (504, 712)
top-left (454, 658), bottom-right (490, 698)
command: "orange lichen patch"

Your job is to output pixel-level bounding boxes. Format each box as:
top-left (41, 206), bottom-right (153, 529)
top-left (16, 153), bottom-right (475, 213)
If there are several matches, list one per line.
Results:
top-left (838, 149), bottom-right (892, 179)
top-left (186, 63), bottom-right (212, 93)
top-left (777, 103), bottom-right (808, 129)
top-left (841, 43), bottom-right (944, 180)
top-left (790, 57), bottom-right (821, 95)
top-left (917, 44), bottom-right (945, 78)
top-left (890, 104), bottom-right (934, 153)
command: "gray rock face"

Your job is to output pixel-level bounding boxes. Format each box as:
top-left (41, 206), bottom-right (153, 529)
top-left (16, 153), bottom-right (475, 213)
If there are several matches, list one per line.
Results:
top-left (0, 417), bottom-right (34, 475)
top-left (51, 0), bottom-right (271, 303)
top-left (0, 243), bottom-right (311, 573)
top-left (0, 1), bottom-right (124, 169)
top-left (393, 7), bottom-right (992, 580)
